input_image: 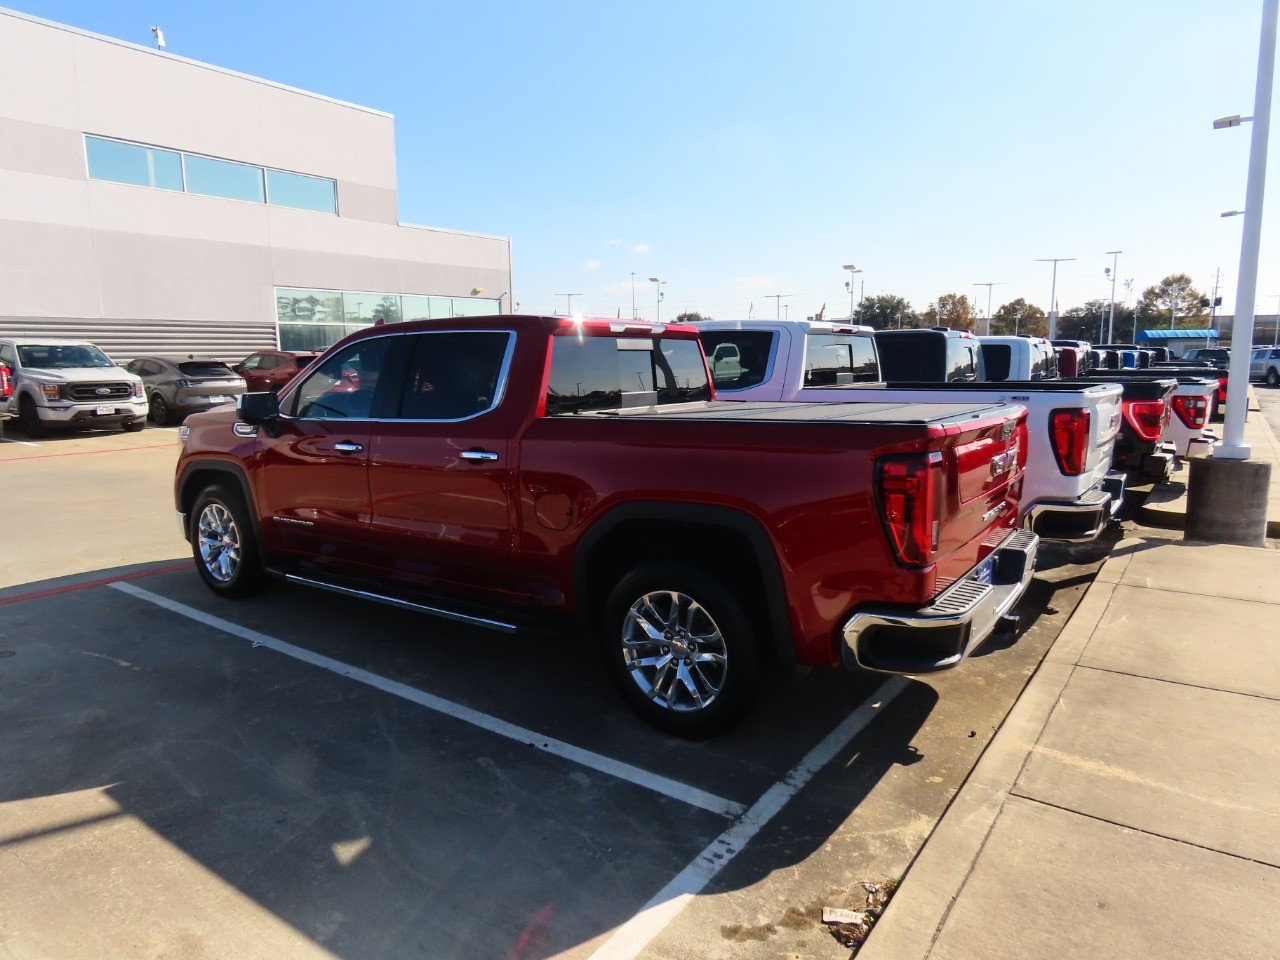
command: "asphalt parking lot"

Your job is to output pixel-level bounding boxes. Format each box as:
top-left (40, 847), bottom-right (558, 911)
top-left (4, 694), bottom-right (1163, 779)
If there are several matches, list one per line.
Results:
top-left (0, 423), bottom-right (1118, 960)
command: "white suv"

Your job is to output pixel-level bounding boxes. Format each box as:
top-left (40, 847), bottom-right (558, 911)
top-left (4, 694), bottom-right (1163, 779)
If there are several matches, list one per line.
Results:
top-left (1251, 346), bottom-right (1280, 388)
top-left (0, 338), bottom-right (148, 436)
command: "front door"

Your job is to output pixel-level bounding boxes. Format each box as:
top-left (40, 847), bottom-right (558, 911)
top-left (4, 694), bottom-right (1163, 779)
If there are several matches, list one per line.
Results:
top-left (256, 335), bottom-right (399, 568)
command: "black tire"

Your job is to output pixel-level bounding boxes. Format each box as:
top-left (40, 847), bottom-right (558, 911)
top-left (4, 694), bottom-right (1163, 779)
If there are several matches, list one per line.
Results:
top-left (1268, 367), bottom-right (1279, 389)
top-left (122, 419), bottom-right (146, 433)
top-left (148, 393), bottom-right (172, 425)
top-left (600, 563), bottom-right (760, 738)
top-left (17, 394), bottom-right (45, 438)
top-left (189, 484), bottom-right (272, 598)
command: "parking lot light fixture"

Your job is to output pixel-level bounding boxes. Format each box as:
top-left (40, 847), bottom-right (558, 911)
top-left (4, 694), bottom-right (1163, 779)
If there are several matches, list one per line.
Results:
top-left (842, 264), bottom-right (862, 318)
top-left (649, 278), bottom-right (666, 323)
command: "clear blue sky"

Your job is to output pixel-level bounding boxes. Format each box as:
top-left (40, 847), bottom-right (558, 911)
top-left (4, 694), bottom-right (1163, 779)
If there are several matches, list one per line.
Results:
top-left (16, 1), bottom-right (1280, 323)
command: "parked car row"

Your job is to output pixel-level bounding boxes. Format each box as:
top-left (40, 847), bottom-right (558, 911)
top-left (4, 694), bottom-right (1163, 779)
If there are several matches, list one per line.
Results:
top-left (166, 315), bottom-right (1238, 739)
top-left (0, 338), bottom-right (321, 435)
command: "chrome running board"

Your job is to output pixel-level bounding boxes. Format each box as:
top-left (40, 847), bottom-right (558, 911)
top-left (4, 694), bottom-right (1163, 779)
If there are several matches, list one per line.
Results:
top-left (283, 574), bottom-right (518, 634)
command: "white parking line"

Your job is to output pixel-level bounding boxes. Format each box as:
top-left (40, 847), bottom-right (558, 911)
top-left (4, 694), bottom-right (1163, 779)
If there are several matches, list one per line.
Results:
top-left (110, 581), bottom-right (746, 818)
top-left (587, 676), bottom-right (909, 960)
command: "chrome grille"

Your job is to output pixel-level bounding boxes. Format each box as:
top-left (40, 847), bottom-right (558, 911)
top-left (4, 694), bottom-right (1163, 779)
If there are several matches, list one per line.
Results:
top-left (68, 382), bottom-right (132, 401)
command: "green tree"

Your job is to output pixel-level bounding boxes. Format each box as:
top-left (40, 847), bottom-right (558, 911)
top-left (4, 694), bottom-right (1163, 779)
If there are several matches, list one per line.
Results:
top-left (991, 298), bottom-right (1048, 337)
top-left (853, 294), bottom-right (918, 330)
top-left (920, 293), bottom-right (977, 331)
top-left (674, 311), bottom-right (711, 323)
top-left (1136, 273), bottom-right (1207, 329)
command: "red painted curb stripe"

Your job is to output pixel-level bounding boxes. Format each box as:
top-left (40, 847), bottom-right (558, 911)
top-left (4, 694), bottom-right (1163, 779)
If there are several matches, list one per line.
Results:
top-left (0, 561), bottom-right (190, 606)
top-left (0, 441), bottom-right (178, 462)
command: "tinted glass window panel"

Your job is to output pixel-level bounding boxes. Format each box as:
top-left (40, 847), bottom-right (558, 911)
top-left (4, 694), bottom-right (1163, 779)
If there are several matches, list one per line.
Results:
top-left (803, 334), bottom-right (878, 386)
top-left (277, 289), bottom-right (344, 326)
top-left (266, 169), bottom-right (336, 213)
top-left (292, 339), bottom-right (393, 419)
top-left (344, 292), bottom-right (402, 325)
top-left (177, 361), bottom-right (235, 378)
top-left (394, 332), bottom-right (511, 420)
top-left (701, 331), bottom-right (775, 390)
top-left (982, 344), bottom-right (1012, 381)
top-left (874, 332), bottom-right (934, 381)
top-left (545, 337), bottom-right (623, 414)
top-left (280, 323), bottom-right (342, 352)
top-left (184, 154), bottom-right (264, 203)
top-left (86, 136), bottom-right (183, 191)
top-left (653, 339), bottom-right (711, 403)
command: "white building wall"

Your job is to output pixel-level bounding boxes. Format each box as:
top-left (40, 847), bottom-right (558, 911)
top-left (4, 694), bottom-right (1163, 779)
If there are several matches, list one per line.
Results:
top-left (0, 6), bottom-right (510, 359)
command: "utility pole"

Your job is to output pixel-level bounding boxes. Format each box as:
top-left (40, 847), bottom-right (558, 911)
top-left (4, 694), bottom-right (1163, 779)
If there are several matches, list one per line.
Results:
top-left (555, 293), bottom-right (582, 315)
top-left (767, 294), bottom-right (791, 319)
top-left (1036, 257), bottom-right (1077, 339)
top-left (630, 272), bottom-right (637, 320)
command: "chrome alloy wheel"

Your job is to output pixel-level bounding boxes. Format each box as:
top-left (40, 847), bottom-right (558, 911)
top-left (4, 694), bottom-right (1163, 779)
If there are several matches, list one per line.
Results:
top-left (197, 502), bottom-right (241, 583)
top-left (621, 590), bottom-right (729, 712)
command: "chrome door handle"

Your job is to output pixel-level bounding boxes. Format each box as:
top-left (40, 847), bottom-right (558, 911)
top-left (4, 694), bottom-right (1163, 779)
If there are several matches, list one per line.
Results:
top-left (334, 442), bottom-right (364, 453)
top-left (461, 450), bottom-right (499, 462)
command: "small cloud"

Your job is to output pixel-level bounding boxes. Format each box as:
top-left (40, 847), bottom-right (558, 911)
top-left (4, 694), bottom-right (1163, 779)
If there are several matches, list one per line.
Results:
top-left (631, 244), bottom-right (651, 255)
top-left (733, 276), bottom-right (777, 291)
top-left (582, 259), bottom-right (601, 270)
top-left (607, 239), bottom-right (624, 246)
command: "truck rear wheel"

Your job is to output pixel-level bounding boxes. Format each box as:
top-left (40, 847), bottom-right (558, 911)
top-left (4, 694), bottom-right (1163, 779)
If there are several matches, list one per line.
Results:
top-left (190, 484), bottom-right (271, 598)
top-left (601, 563), bottom-right (759, 738)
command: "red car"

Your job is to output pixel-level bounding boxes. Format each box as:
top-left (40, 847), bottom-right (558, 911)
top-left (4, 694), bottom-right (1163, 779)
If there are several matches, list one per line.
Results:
top-left (176, 316), bottom-right (1036, 736)
top-left (231, 350), bottom-right (320, 393)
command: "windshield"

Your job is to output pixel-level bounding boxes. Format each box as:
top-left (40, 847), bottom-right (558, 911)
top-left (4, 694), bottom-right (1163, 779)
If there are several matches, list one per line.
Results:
top-left (17, 344), bottom-right (116, 369)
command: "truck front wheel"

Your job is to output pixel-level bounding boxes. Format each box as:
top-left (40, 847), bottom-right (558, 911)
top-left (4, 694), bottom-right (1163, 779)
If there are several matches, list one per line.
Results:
top-left (18, 395), bottom-right (45, 438)
top-left (601, 563), bottom-right (759, 738)
top-left (190, 484), bottom-right (272, 598)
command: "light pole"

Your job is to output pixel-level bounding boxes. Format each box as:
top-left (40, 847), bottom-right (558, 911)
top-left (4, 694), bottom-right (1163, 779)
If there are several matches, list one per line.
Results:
top-left (767, 294), bottom-right (792, 319)
top-left (648, 277), bottom-right (666, 323)
top-left (1215, 0), bottom-right (1276, 459)
top-left (1104, 251), bottom-right (1122, 341)
top-left (555, 293), bottom-right (582, 315)
top-left (1036, 257), bottom-right (1076, 339)
top-left (973, 282), bottom-right (1004, 335)
top-left (842, 264), bottom-right (862, 318)
top-left (630, 272), bottom-right (637, 320)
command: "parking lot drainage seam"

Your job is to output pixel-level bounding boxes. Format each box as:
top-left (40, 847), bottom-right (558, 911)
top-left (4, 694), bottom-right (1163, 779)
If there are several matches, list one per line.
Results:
top-left (109, 581), bottom-right (746, 819)
top-left (587, 676), bottom-right (909, 960)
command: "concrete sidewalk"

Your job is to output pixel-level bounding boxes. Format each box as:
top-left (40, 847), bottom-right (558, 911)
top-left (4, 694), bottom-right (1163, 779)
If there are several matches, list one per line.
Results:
top-left (860, 416), bottom-right (1280, 960)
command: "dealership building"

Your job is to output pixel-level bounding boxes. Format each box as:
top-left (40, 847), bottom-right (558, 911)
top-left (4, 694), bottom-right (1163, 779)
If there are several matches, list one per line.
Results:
top-left (0, 7), bottom-right (511, 360)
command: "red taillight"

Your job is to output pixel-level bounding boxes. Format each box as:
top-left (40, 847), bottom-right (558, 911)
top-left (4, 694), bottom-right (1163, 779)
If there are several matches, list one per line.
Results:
top-left (1049, 408), bottom-right (1091, 476)
top-left (1216, 377), bottom-right (1227, 403)
top-left (0, 366), bottom-right (10, 399)
top-left (1125, 399), bottom-right (1166, 442)
top-left (1172, 394), bottom-right (1209, 429)
top-left (876, 454), bottom-right (945, 568)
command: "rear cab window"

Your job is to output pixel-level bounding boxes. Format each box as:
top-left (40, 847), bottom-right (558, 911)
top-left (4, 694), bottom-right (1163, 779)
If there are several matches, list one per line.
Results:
top-left (545, 334), bottom-right (711, 414)
top-left (700, 331), bottom-right (775, 391)
top-left (802, 334), bottom-right (877, 387)
top-left (945, 339), bottom-right (981, 381)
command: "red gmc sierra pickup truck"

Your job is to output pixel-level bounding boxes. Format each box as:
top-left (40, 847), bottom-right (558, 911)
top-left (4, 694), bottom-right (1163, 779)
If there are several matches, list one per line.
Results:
top-left (174, 316), bottom-right (1038, 736)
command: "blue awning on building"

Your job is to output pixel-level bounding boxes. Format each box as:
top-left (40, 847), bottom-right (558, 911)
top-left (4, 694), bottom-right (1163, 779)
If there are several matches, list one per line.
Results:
top-left (1136, 328), bottom-right (1219, 341)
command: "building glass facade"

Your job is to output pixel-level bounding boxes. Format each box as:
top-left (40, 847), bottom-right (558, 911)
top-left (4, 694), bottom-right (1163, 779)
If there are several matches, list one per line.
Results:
top-left (276, 287), bottom-right (503, 351)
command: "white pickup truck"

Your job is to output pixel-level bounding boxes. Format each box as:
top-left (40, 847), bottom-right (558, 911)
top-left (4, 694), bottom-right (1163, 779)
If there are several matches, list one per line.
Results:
top-left (697, 320), bottom-right (1126, 543)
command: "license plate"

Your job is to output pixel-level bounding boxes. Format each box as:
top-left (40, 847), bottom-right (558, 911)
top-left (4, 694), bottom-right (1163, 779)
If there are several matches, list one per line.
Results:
top-left (208, 395), bottom-right (230, 403)
top-left (975, 556), bottom-right (995, 585)
top-left (95, 404), bottom-right (114, 415)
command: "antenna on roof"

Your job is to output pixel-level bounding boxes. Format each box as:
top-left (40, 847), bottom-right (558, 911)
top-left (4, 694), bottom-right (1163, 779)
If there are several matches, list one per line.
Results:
top-left (150, 25), bottom-right (165, 49)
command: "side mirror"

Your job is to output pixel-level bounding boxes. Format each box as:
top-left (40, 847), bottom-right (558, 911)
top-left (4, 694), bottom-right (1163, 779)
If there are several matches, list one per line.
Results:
top-left (238, 391), bottom-right (280, 425)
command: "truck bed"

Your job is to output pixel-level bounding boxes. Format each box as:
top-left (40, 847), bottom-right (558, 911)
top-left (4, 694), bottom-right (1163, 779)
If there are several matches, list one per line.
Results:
top-left (575, 399), bottom-right (1019, 426)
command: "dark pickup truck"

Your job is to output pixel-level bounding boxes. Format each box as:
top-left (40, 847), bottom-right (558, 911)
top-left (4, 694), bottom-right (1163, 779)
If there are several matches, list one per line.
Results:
top-left (174, 316), bottom-right (1037, 736)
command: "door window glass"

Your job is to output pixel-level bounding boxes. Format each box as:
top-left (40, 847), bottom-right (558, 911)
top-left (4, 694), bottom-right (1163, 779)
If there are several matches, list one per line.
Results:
top-left (289, 339), bottom-right (393, 419)
top-left (394, 332), bottom-right (512, 420)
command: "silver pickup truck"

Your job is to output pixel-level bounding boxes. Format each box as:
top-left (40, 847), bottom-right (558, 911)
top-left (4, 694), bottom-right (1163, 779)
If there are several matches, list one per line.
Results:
top-left (0, 338), bottom-right (148, 436)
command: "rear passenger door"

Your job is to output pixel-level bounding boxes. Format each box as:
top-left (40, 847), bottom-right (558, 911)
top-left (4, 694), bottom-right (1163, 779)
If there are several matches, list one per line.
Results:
top-left (366, 329), bottom-right (524, 605)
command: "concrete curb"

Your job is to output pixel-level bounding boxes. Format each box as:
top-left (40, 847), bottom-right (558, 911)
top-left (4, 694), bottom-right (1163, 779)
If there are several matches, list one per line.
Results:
top-left (855, 540), bottom-right (1143, 960)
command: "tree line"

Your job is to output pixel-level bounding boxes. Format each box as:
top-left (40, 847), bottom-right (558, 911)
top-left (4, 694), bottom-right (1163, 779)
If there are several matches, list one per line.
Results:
top-left (840, 273), bottom-right (1216, 341)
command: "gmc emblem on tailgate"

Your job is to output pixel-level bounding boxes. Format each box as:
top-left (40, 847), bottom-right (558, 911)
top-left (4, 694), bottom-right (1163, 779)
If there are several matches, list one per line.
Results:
top-left (990, 452), bottom-right (1013, 478)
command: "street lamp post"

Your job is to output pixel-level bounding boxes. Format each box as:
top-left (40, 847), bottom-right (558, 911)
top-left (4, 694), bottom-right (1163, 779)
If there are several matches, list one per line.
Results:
top-left (842, 264), bottom-right (862, 319)
top-left (767, 294), bottom-right (792, 319)
top-left (973, 282), bottom-right (1004, 335)
top-left (1036, 257), bottom-right (1077, 340)
top-left (648, 277), bottom-right (666, 323)
top-left (630, 272), bottom-right (637, 320)
top-left (1105, 251), bottom-right (1122, 341)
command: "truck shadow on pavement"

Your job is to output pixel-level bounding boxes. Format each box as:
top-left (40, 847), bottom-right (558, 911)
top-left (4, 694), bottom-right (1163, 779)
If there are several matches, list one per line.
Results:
top-left (0, 562), bottom-right (939, 960)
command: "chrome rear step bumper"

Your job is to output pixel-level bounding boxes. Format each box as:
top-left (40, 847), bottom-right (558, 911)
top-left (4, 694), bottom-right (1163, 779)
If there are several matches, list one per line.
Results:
top-left (841, 529), bottom-right (1039, 675)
